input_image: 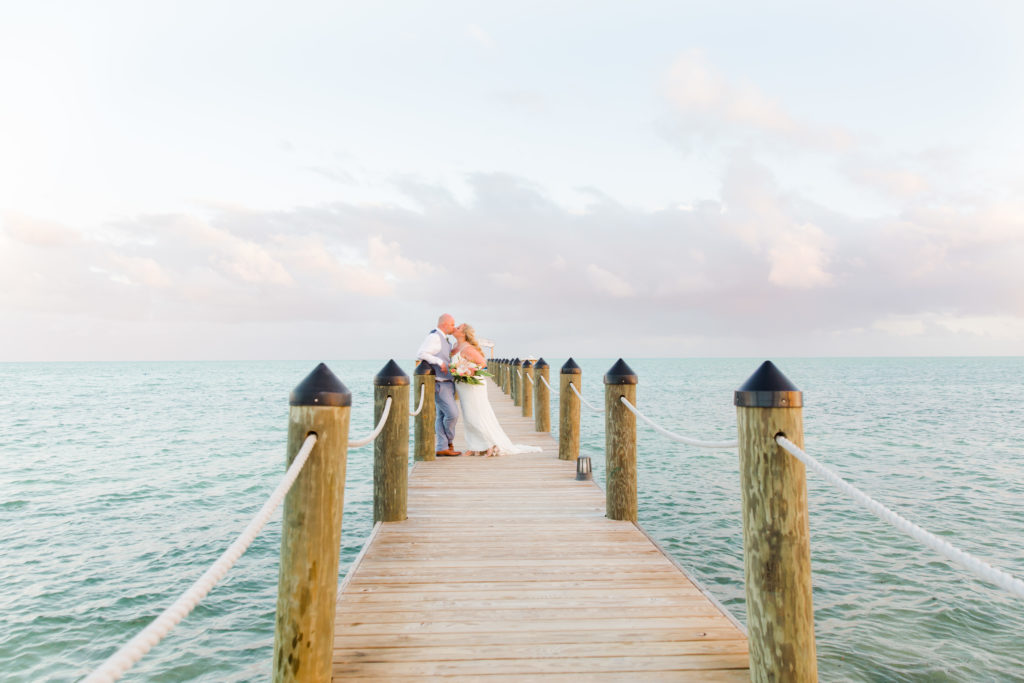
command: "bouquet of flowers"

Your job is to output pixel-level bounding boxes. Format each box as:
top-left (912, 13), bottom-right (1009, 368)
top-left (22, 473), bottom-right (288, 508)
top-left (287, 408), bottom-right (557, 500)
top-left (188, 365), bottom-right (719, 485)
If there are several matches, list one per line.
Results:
top-left (450, 353), bottom-right (493, 385)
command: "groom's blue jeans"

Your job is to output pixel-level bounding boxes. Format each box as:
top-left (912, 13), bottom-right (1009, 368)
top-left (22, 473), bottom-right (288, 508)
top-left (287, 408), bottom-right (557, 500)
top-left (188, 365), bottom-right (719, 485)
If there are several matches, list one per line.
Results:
top-left (435, 380), bottom-right (459, 450)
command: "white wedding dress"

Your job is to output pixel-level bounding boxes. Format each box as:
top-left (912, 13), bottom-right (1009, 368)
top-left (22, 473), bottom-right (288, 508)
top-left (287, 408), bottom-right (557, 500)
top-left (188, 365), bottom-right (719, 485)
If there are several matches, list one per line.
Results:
top-left (454, 357), bottom-right (542, 455)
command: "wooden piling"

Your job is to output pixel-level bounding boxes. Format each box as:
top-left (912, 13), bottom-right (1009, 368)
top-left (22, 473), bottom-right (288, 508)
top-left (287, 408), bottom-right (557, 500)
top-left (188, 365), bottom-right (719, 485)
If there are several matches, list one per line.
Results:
top-left (604, 358), bottom-right (637, 522)
top-left (735, 361), bottom-right (817, 682)
top-left (273, 363), bottom-right (351, 683)
top-left (373, 360), bottom-right (410, 523)
top-left (521, 360), bottom-right (534, 418)
top-left (533, 358), bottom-right (550, 432)
top-left (559, 358), bottom-right (581, 461)
top-left (413, 362), bottom-right (435, 462)
top-left (512, 358), bottom-right (523, 407)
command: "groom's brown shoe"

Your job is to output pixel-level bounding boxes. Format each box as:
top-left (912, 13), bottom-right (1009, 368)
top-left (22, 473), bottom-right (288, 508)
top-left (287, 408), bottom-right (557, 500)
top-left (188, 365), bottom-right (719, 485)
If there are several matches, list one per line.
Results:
top-left (436, 449), bottom-right (462, 457)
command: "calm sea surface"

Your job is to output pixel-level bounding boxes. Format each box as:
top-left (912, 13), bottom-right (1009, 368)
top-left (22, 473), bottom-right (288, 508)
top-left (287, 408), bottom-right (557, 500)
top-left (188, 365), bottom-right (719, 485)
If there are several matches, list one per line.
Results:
top-left (1, 358), bottom-right (1022, 681)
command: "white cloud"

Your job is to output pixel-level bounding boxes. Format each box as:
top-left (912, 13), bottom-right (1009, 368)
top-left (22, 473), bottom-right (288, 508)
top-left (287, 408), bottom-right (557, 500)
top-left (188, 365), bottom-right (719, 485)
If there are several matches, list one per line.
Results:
top-left (1, 169), bottom-right (1022, 359)
top-left (466, 24), bottom-right (496, 49)
top-left (845, 163), bottom-right (929, 199)
top-left (108, 254), bottom-right (173, 288)
top-left (933, 314), bottom-right (1024, 339)
top-left (334, 264), bottom-right (395, 297)
top-left (216, 240), bottom-right (293, 286)
top-left (489, 272), bottom-right (528, 290)
top-left (873, 313), bottom-right (1024, 340)
top-left (368, 235), bottom-right (438, 280)
top-left (586, 264), bottom-right (635, 298)
top-left (1, 212), bottom-right (81, 247)
top-left (663, 50), bottom-right (853, 151)
top-left (767, 223), bottom-right (833, 289)
top-left (184, 220), bottom-right (293, 286)
top-left (872, 315), bottom-right (927, 337)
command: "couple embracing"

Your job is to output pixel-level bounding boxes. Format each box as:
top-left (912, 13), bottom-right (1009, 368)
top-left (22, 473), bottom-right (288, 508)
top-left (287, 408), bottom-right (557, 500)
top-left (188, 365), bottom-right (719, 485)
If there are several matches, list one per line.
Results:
top-left (416, 314), bottom-right (541, 458)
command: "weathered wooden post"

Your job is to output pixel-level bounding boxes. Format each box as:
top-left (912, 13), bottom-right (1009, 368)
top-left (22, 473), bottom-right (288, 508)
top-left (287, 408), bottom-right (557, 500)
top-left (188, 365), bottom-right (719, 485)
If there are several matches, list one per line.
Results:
top-left (559, 358), bottom-right (581, 461)
top-left (521, 360), bottom-right (534, 418)
top-left (533, 358), bottom-right (550, 432)
top-left (413, 362), bottom-right (436, 462)
top-left (604, 359), bottom-right (637, 522)
top-left (374, 360), bottom-right (409, 523)
top-left (273, 363), bottom-right (351, 682)
top-left (501, 359), bottom-right (510, 395)
top-left (512, 358), bottom-right (523, 407)
top-left (734, 360), bottom-right (817, 682)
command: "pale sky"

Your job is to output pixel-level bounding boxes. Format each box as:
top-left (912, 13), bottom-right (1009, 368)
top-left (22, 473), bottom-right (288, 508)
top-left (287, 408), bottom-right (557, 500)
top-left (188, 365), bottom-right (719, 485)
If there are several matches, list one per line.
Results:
top-left (2, 1), bottom-right (1023, 360)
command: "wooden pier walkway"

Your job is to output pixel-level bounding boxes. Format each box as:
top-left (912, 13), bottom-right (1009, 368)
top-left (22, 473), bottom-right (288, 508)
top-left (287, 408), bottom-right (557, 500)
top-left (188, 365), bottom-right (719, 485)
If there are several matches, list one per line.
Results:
top-left (332, 379), bottom-right (749, 681)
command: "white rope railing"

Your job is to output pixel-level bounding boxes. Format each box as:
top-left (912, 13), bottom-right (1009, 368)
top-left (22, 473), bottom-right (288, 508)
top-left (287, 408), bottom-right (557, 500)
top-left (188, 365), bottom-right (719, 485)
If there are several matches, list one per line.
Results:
top-left (84, 433), bottom-right (319, 683)
top-left (568, 382), bottom-right (605, 413)
top-left (776, 435), bottom-right (1024, 600)
top-left (619, 397), bottom-right (738, 449)
top-left (526, 374), bottom-right (534, 385)
top-left (408, 384), bottom-right (425, 417)
top-left (349, 396), bottom-right (392, 447)
top-left (540, 375), bottom-right (553, 392)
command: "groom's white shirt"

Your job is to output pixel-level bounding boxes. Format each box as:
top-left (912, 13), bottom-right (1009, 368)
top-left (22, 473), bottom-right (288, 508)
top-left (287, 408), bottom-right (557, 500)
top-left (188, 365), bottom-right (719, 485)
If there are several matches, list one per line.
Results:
top-left (416, 329), bottom-right (450, 370)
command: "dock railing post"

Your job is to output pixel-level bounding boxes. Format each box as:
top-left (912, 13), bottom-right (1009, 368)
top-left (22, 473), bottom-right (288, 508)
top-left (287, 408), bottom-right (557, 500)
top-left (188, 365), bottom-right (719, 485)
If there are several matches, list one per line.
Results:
top-left (512, 358), bottom-right (523, 407)
top-left (533, 358), bottom-right (550, 432)
top-left (374, 360), bottom-right (410, 522)
top-left (559, 358), bottom-right (581, 461)
top-left (413, 362), bottom-right (436, 462)
top-left (734, 361), bottom-right (817, 682)
top-left (273, 363), bottom-right (351, 682)
top-left (521, 360), bottom-right (534, 418)
top-left (604, 359), bottom-right (638, 521)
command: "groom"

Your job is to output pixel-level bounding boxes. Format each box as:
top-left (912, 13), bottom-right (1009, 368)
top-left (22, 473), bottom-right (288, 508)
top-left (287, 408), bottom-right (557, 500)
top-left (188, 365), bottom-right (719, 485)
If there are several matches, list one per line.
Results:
top-left (415, 313), bottom-right (462, 457)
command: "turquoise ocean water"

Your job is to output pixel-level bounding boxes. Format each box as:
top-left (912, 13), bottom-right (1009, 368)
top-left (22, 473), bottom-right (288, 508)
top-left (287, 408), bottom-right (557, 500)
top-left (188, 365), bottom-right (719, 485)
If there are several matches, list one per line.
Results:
top-left (1, 358), bottom-right (1022, 681)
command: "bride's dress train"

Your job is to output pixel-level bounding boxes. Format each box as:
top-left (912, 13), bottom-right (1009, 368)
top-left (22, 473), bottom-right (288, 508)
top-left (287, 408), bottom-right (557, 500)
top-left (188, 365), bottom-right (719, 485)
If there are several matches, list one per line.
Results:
top-left (456, 379), bottom-right (542, 455)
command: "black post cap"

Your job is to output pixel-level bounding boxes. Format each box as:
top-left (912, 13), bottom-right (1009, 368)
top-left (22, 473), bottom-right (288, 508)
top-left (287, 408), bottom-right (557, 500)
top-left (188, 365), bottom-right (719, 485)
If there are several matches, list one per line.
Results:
top-left (290, 363), bottom-right (352, 407)
top-left (522, 359), bottom-right (533, 368)
top-left (374, 359), bottom-right (410, 386)
top-left (534, 358), bottom-right (549, 369)
top-left (604, 358), bottom-right (638, 385)
top-left (414, 361), bottom-right (435, 376)
top-left (513, 358), bottom-right (522, 366)
top-left (734, 360), bottom-right (802, 407)
top-left (561, 358), bottom-right (581, 375)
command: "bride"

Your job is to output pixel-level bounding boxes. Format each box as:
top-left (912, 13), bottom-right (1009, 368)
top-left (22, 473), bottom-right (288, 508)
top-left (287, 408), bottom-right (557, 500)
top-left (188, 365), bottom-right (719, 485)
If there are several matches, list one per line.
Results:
top-left (451, 324), bottom-right (543, 457)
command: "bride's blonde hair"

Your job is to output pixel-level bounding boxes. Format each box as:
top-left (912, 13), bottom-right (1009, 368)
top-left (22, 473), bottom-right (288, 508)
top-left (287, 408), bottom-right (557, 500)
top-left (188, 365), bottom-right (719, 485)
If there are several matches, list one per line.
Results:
top-left (461, 324), bottom-right (484, 354)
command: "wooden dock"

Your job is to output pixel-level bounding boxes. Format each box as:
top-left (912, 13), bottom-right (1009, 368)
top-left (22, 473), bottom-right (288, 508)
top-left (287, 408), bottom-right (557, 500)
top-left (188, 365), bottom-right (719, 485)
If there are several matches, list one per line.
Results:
top-left (332, 379), bottom-right (749, 681)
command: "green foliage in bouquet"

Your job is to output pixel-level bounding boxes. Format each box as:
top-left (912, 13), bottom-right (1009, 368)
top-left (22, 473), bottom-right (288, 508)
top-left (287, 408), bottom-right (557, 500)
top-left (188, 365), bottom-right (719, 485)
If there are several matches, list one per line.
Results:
top-left (451, 369), bottom-right (494, 385)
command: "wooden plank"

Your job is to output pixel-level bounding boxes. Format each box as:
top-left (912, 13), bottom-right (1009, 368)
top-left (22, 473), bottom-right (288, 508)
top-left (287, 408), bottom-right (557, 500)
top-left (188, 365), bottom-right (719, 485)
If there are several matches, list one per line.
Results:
top-left (334, 627), bottom-right (745, 649)
top-left (332, 378), bottom-right (748, 679)
top-left (338, 674), bottom-right (748, 683)
top-left (332, 617), bottom-right (737, 636)
top-left (333, 654), bottom-right (750, 676)
top-left (333, 640), bottom-right (747, 662)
